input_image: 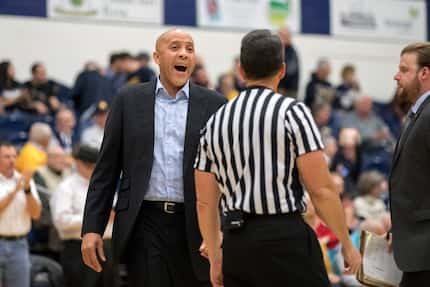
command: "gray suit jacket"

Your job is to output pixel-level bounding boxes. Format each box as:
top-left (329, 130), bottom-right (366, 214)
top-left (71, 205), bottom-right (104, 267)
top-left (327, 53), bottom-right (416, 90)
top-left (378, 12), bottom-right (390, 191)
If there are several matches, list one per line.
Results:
top-left (389, 95), bottom-right (430, 272)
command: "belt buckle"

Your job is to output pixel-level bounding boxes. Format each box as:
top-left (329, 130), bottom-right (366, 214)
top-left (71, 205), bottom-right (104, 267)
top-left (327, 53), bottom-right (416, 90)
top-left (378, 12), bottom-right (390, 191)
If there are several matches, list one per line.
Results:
top-left (164, 202), bottom-right (176, 214)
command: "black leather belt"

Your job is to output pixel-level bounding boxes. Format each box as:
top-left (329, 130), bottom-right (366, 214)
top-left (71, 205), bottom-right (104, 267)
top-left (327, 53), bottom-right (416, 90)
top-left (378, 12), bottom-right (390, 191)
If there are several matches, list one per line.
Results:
top-left (0, 235), bottom-right (26, 241)
top-left (142, 201), bottom-right (185, 214)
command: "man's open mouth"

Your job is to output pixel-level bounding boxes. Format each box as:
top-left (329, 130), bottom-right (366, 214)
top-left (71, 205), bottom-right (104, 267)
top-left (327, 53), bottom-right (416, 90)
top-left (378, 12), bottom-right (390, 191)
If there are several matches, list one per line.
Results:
top-left (175, 65), bottom-right (187, 72)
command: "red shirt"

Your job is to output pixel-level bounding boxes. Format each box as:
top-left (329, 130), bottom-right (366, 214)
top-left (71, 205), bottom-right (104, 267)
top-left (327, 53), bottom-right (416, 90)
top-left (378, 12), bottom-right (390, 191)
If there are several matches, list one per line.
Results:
top-left (316, 222), bottom-right (339, 250)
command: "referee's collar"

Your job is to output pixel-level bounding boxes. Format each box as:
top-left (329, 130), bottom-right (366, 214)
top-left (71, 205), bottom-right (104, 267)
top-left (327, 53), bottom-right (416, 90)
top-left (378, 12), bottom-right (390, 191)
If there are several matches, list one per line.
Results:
top-left (245, 85), bottom-right (273, 91)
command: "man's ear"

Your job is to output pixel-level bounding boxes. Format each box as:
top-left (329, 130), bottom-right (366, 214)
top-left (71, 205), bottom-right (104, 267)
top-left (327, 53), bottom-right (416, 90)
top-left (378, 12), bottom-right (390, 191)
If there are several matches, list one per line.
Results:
top-left (278, 63), bottom-right (286, 80)
top-left (420, 66), bottom-right (430, 81)
top-left (153, 51), bottom-right (160, 65)
top-left (238, 63), bottom-right (247, 81)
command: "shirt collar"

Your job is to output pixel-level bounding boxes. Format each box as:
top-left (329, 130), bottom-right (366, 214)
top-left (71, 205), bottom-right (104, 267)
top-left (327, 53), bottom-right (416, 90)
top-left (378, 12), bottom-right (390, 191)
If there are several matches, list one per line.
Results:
top-left (156, 76), bottom-right (190, 100)
top-left (411, 90), bottom-right (430, 114)
top-left (0, 170), bottom-right (20, 181)
top-left (30, 142), bottom-right (46, 151)
top-left (75, 172), bottom-right (89, 185)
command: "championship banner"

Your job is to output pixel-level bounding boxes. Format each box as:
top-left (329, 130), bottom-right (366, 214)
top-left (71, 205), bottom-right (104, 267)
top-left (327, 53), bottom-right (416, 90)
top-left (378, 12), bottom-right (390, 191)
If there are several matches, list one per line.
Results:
top-left (197, 0), bottom-right (301, 32)
top-left (330, 0), bottom-right (427, 41)
top-left (48, 0), bottom-right (163, 24)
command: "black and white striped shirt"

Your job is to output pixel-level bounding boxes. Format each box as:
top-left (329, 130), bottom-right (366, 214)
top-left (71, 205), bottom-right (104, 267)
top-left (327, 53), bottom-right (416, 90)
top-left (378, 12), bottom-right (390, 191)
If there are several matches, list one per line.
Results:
top-left (194, 86), bottom-right (323, 215)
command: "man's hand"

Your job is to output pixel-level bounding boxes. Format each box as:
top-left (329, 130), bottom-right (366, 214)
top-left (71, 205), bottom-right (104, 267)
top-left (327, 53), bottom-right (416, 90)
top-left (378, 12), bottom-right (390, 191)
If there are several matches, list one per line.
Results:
top-left (21, 170), bottom-right (33, 190)
top-left (81, 233), bottom-right (106, 272)
top-left (34, 102), bottom-right (48, 115)
top-left (210, 250), bottom-right (223, 287)
top-left (199, 241), bottom-right (208, 259)
top-left (200, 233), bottom-right (223, 260)
top-left (49, 96), bottom-right (61, 111)
top-left (341, 244), bottom-right (362, 275)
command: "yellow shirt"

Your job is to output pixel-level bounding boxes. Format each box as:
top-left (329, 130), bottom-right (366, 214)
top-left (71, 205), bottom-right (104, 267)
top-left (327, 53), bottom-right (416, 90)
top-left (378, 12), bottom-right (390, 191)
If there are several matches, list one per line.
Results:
top-left (16, 143), bottom-right (47, 172)
top-left (226, 90), bottom-right (239, 101)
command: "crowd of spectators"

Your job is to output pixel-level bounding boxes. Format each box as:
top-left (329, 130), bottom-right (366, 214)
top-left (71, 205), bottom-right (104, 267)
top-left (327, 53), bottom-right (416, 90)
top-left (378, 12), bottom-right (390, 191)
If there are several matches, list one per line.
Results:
top-left (0, 28), bottom-right (410, 287)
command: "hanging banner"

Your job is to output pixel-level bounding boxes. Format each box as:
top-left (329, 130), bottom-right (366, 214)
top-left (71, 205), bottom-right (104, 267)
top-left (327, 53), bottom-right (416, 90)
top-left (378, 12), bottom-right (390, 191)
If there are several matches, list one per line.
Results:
top-left (48, 0), bottom-right (163, 24)
top-left (330, 0), bottom-right (427, 41)
top-left (197, 0), bottom-right (301, 32)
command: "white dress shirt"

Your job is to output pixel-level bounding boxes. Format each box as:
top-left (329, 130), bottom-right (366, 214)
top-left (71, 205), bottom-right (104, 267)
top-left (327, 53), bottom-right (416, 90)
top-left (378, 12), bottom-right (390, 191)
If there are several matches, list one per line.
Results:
top-left (51, 172), bottom-right (112, 240)
top-left (81, 124), bottom-right (104, 150)
top-left (0, 171), bottom-right (40, 236)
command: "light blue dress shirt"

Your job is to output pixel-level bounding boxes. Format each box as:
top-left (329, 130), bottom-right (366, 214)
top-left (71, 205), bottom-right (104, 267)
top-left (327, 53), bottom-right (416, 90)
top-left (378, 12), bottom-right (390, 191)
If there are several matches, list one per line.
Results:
top-left (411, 90), bottom-right (430, 115)
top-left (144, 78), bottom-right (189, 203)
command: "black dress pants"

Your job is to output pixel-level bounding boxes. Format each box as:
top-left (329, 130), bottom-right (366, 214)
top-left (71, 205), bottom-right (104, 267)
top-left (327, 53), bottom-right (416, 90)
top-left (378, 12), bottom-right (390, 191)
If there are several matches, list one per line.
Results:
top-left (222, 213), bottom-right (330, 287)
top-left (125, 205), bottom-right (210, 287)
top-left (61, 239), bottom-right (119, 287)
top-left (400, 270), bottom-right (430, 287)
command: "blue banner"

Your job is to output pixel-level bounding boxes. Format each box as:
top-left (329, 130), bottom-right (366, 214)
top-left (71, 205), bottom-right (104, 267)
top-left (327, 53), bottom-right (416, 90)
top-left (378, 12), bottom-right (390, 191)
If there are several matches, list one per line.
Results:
top-left (164, 0), bottom-right (196, 26)
top-left (0, 0), bottom-right (46, 17)
top-left (301, 0), bottom-right (329, 34)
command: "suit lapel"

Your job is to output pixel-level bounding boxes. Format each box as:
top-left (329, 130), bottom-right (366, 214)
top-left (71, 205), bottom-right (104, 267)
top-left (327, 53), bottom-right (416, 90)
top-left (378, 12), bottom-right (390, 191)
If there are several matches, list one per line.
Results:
top-left (135, 80), bottom-right (156, 163)
top-left (392, 95), bottom-right (430, 168)
top-left (183, 84), bottom-right (209, 176)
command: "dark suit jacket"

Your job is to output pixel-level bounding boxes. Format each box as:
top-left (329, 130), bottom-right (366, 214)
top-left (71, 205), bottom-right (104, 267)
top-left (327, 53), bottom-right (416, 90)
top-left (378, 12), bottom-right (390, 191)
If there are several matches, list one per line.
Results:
top-left (389, 95), bottom-right (430, 272)
top-left (82, 80), bottom-right (227, 280)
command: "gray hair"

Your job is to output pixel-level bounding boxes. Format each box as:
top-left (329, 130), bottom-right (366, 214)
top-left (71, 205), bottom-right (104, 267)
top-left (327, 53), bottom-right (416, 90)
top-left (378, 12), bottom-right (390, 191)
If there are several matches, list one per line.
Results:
top-left (29, 122), bottom-right (52, 143)
top-left (317, 58), bottom-right (330, 70)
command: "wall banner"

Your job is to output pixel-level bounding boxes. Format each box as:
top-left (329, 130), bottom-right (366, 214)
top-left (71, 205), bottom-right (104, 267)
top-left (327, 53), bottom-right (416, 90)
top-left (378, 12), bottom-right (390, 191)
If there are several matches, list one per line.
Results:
top-left (48, 0), bottom-right (163, 24)
top-left (197, 0), bottom-right (301, 32)
top-left (330, 0), bottom-right (427, 41)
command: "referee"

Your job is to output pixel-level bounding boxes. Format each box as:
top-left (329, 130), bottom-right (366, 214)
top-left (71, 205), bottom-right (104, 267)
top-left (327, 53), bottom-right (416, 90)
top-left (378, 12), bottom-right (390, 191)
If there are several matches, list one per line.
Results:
top-left (194, 29), bottom-right (361, 287)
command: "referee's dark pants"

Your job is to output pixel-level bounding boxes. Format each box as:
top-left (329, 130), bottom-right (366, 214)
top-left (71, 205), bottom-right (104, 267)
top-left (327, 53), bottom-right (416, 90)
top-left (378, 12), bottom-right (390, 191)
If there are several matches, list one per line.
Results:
top-left (222, 212), bottom-right (330, 287)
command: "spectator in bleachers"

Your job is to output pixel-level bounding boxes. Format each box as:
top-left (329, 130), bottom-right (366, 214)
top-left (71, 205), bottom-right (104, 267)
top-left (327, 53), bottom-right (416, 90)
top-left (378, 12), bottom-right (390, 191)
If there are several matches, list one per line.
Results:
top-left (342, 95), bottom-right (394, 150)
top-left (277, 26), bottom-right (300, 98)
top-left (0, 61), bottom-right (33, 114)
top-left (105, 52), bottom-right (128, 94)
top-left (125, 54), bottom-right (155, 85)
top-left (0, 141), bottom-right (41, 287)
top-left (51, 144), bottom-right (118, 287)
top-left (191, 63), bottom-right (211, 88)
top-left (80, 100), bottom-right (108, 150)
top-left (16, 122), bottom-right (52, 172)
top-left (342, 95), bottom-right (394, 175)
top-left (71, 61), bottom-right (115, 118)
top-left (333, 64), bottom-right (360, 112)
top-left (322, 136), bottom-right (338, 166)
top-left (312, 101), bottom-right (341, 139)
top-left (232, 56), bottom-right (246, 91)
top-left (51, 108), bottom-right (77, 154)
top-left (33, 145), bottom-right (71, 195)
top-left (24, 62), bottom-right (62, 115)
top-left (354, 171), bottom-right (391, 235)
top-left (135, 51), bottom-right (152, 68)
top-left (32, 145), bottom-right (71, 259)
top-left (330, 128), bottom-right (362, 195)
top-left (305, 58), bottom-right (335, 109)
top-left (374, 89), bottom-right (411, 140)
top-left (216, 73), bottom-right (238, 100)
top-left (303, 196), bottom-right (341, 287)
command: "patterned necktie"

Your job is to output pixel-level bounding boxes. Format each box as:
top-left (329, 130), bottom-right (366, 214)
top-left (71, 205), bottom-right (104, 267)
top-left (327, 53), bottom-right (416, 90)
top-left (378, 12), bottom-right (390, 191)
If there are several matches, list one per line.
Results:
top-left (398, 110), bottom-right (415, 148)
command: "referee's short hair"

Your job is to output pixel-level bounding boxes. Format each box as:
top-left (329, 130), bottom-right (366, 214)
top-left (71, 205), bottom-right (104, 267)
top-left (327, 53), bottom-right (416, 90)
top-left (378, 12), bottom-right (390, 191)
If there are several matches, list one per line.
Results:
top-left (240, 29), bottom-right (284, 80)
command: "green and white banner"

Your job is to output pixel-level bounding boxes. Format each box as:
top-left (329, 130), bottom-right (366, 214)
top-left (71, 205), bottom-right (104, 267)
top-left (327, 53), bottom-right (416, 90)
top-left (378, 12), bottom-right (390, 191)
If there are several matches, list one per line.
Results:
top-left (197, 0), bottom-right (301, 32)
